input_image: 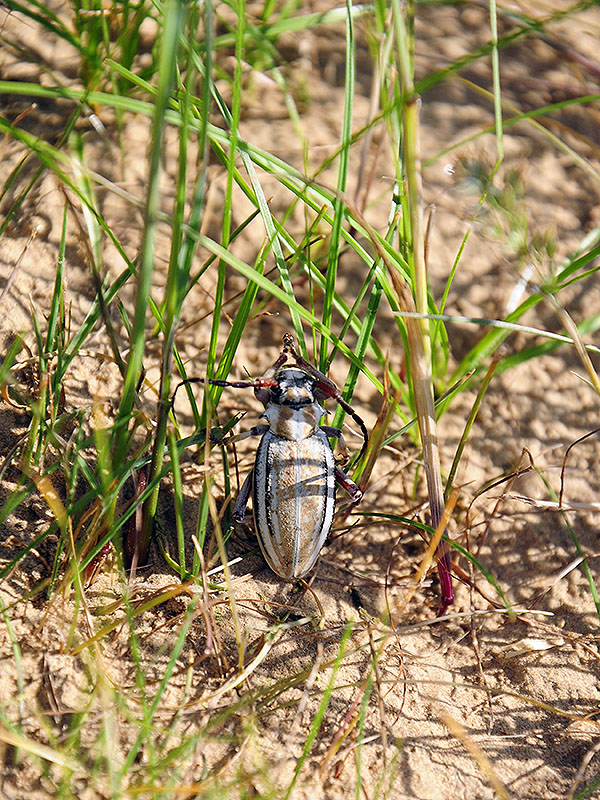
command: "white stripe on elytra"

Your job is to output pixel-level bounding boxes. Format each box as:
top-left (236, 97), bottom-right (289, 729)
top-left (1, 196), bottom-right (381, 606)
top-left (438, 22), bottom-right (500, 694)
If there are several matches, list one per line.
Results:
top-left (257, 435), bottom-right (283, 574)
top-left (268, 448), bottom-right (284, 573)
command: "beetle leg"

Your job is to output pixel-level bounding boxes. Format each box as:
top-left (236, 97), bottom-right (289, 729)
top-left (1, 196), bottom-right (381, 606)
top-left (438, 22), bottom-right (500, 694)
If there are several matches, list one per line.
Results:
top-left (321, 389), bottom-right (369, 462)
top-left (217, 424), bottom-right (269, 447)
top-left (233, 469), bottom-right (254, 522)
top-left (320, 425), bottom-right (342, 438)
top-left (335, 465), bottom-right (362, 503)
top-left (215, 426), bottom-right (266, 523)
top-left (320, 425), bottom-right (348, 459)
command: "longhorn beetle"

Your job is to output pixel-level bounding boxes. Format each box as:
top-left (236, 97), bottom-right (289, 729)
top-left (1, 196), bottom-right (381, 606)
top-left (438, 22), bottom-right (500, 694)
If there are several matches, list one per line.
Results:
top-left (207, 334), bottom-right (369, 581)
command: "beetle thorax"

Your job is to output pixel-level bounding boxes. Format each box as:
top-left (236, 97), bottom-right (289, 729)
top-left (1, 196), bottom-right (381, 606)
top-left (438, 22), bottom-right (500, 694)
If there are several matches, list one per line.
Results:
top-left (261, 367), bottom-right (326, 440)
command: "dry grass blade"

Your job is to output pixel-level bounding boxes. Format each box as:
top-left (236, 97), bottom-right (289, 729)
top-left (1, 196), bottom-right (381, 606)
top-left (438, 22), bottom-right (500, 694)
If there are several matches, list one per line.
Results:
top-left (395, 489), bottom-right (459, 618)
top-left (548, 295), bottom-right (600, 397)
top-left (386, 263), bottom-right (454, 609)
top-left (439, 711), bottom-right (509, 800)
top-left (0, 726), bottom-right (81, 772)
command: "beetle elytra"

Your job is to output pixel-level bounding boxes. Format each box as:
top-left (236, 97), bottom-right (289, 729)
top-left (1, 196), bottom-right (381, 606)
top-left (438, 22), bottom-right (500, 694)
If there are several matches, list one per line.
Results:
top-left (209, 334), bottom-right (368, 580)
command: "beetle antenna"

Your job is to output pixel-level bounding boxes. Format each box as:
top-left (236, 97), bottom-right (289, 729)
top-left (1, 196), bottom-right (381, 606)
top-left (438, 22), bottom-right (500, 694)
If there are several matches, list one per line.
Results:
top-left (208, 378), bottom-right (278, 390)
top-left (282, 332), bottom-right (295, 354)
top-left (333, 395), bottom-right (369, 462)
top-left (170, 377), bottom-right (204, 415)
top-left (282, 334), bottom-right (338, 393)
top-left (170, 376), bottom-right (278, 416)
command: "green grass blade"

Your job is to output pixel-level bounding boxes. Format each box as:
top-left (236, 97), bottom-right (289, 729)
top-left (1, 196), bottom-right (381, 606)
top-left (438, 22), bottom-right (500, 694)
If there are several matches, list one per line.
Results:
top-left (319, 0), bottom-right (355, 371)
top-left (112, 0), bottom-right (184, 468)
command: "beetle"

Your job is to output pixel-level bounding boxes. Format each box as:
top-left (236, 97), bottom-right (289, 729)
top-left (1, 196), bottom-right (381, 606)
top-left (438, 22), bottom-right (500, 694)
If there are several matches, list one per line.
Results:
top-left (208, 334), bottom-right (368, 580)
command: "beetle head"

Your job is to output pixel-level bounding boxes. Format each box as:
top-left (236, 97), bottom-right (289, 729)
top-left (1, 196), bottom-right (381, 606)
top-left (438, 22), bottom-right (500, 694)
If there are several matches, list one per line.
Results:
top-left (260, 366), bottom-right (327, 433)
top-left (269, 366), bottom-right (316, 408)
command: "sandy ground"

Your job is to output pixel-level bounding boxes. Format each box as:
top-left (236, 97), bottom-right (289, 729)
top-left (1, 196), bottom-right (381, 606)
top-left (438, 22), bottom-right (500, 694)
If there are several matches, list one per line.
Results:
top-left (1, 2), bottom-right (600, 798)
